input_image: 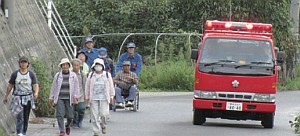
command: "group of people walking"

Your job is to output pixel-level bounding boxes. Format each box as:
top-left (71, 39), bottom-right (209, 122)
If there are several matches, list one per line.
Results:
top-left (3, 36), bottom-right (142, 136)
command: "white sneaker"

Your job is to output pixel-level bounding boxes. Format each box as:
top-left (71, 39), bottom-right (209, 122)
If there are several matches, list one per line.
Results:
top-left (126, 101), bottom-right (133, 106)
top-left (116, 103), bottom-right (124, 107)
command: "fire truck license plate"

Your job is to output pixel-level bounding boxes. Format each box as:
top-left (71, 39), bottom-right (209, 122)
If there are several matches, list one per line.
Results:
top-left (226, 102), bottom-right (243, 111)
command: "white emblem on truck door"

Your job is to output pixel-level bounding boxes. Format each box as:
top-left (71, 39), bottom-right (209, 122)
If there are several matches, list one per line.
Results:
top-left (232, 80), bottom-right (239, 88)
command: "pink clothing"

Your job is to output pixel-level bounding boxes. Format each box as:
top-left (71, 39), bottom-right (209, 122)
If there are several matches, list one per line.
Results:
top-left (85, 71), bottom-right (115, 104)
top-left (49, 71), bottom-right (80, 105)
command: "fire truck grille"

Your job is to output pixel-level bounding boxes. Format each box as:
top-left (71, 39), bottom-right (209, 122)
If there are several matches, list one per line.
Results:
top-left (217, 92), bottom-right (253, 101)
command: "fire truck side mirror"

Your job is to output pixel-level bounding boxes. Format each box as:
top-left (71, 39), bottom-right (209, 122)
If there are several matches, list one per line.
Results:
top-left (191, 49), bottom-right (198, 60)
top-left (276, 51), bottom-right (284, 64)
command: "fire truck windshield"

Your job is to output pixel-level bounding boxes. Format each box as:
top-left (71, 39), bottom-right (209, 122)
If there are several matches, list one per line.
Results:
top-left (199, 38), bottom-right (274, 76)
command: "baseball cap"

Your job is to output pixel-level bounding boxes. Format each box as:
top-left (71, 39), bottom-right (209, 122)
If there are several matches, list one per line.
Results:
top-left (122, 61), bottom-right (131, 66)
top-left (98, 47), bottom-right (107, 58)
top-left (19, 56), bottom-right (29, 63)
top-left (84, 37), bottom-right (93, 44)
top-left (127, 42), bottom-right (136, 48)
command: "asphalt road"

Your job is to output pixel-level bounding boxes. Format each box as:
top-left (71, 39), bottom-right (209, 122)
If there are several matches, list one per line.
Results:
top-left (27, 91), bottom-right (300, 136)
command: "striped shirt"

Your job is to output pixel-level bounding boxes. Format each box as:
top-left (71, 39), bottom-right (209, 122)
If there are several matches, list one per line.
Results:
top-left (59, 73), bottom-right (70, 99)
top-left (114, 70), bottom-right (139, 86)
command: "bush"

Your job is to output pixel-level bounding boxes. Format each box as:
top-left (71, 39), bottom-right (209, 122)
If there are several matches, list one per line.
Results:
top-left (290, 115), bottom-right (300, 134)
top-left (31, 59), bottom-right (55, 117)
top-left (140, 60), bottom-right (194, 91)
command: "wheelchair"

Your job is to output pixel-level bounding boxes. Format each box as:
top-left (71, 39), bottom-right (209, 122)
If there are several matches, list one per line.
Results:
top-left (112, 85), bottom-right (139, 112)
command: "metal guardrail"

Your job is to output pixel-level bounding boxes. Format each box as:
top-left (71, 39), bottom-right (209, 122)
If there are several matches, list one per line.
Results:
top-left (35, 0), bottom-right (76, 59)
top-left (70, 33), bottom-right (203, 65)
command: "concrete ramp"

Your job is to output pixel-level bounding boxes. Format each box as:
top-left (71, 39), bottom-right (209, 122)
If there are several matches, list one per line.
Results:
top-left (0, 0), bottom-right (66, 135)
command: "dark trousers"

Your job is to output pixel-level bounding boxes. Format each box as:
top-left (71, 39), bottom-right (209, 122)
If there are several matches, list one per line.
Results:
top-left (73, 102), bottom-right (86, 126)
top-left (16, 101), bottom-right (31, 135)
top-left (56, 99), bottom-right (74, 131)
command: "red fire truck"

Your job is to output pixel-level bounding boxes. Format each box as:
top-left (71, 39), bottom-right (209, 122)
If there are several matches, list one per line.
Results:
top-left (191, 20), bottom-right (284, 128)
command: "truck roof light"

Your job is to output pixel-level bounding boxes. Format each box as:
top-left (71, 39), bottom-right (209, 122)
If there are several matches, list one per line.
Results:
top-left (205, 20), bottom-right (272, 33)
top-left (246, 24), bottom-right (253, 29)
top-left (225, 22), bottom-right (232, 28)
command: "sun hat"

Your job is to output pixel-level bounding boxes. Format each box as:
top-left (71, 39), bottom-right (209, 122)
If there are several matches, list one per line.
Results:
top-left (127, 42), bottom-right (136, 48)
top-left (122, 61), bottom-right (131, 66)
top-left (91, 58), bottom-right (105, 69)
top-left (98, 47), bottom-right (107, 58)
top-left (58, 58), bottom-right (71, 67)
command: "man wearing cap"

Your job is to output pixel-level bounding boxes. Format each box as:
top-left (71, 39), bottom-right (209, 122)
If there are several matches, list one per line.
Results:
top-left (114, 61), bottom-right (139, 107)
top-left (3, 56), bottom-right (39, 136)
top-left (116, 42), bottom-right (142, 77)
top-left (99, 47), bottom-right (115, 77)
top-left (79, 36), bottom-right (100, 68)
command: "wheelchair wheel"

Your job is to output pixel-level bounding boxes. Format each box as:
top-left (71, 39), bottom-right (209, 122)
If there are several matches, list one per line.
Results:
top-left (132, 91), bottom-right (139, 112)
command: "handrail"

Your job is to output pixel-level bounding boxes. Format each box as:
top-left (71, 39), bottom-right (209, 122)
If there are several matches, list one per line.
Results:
top-left (70, 33), bottom-right (203, 65)
top-left (35, 0), bottom-right (76, 58)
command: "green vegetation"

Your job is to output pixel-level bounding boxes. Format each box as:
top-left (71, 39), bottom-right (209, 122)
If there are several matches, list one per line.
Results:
top-left (290, 115), bottom-right (300, 134)
top-left (0, 128), bottom-right (4, 136)
top-left (31, 59), bottom-right (55, 117)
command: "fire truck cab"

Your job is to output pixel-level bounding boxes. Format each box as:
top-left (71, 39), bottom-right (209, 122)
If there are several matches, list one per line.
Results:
top-left (191, 20), bottom-right (284, 128)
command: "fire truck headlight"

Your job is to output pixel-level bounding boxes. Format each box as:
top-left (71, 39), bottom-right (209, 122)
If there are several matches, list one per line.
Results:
top-left (194, 90), bottom-right (217, 99)
top-left (253, 94), bottom-right (276, 102)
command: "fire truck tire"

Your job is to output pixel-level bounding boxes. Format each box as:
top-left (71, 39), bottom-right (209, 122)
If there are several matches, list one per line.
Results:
top-left (261, 112), bottom-right (274, 128)
top-left (193, 109), bottom-right (206, 125)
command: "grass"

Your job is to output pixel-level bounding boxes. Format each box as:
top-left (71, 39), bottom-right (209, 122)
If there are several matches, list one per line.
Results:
top-left (278, 77), bottom-right (300, 91)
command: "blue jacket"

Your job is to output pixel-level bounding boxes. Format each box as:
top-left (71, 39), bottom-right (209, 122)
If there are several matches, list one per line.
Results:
top-left (80, 48), bottom-right (100, 67)
top-left (116, 52), bottom-right (142, 77)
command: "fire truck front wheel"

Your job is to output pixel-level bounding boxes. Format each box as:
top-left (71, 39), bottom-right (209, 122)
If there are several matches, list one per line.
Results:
top-left (261, 112), bottom-right (274, 129)
top-left (193, 109), bottom-right (206, 125)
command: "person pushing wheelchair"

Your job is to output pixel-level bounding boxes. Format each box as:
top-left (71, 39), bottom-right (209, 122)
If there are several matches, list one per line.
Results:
top-left (114, 61), bottom-right (139, 107)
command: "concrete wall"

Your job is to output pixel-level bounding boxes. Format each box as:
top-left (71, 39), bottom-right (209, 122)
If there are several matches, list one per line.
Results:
top-left (0, 0), bottom-right (66, 135)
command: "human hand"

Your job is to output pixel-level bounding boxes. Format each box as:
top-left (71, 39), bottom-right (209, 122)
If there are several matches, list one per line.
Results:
top-left (110, 97), bottom-right (114, 104)
top-left (74, 98), bottom-right (78, 104)
top-left (3, 97), bottom-right (8, 104)
top-left (125, 76), bottom-right (133, 80)
top-left (49, 99), bottom-right (55, 107)
top-left (85, 99), bottom-right (90, 104)
top-left (34, 94), bottom-right (38, 100)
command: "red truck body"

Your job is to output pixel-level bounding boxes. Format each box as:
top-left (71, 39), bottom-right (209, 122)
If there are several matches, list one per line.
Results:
top-left (192, 20), bottom-right (278, 128)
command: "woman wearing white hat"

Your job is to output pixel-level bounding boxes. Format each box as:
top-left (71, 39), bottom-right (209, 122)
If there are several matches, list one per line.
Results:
top-left (49, 58), bottom-right (80, 136)
top-left (85, 58), bottom-right (115, 136)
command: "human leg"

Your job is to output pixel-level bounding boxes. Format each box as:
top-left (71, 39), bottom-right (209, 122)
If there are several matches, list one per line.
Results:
top-left (91, 100), bottom-right (101, 134)
top-left (22, 101), bottom-right (32, 135)
top-left (64, 100), bottom-right (74, 135)
top-left (99, 100), bottom-right (109, 134)
top-left (56, 99), bottom-right (66, 132)
top-left (16, 110), bottom-right (24, 135)
top-left (115, 87), bottom-right (123, 103)
top-left (77, 102), bottom-right (86, 128)
top-left (72, 104), bottom-right (79, 127)
top-left (127, 86), bottom-right (137, 101)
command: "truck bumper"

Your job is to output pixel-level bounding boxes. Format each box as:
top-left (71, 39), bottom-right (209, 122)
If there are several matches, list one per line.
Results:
top-left (193, 99), bottom-right (276, 113)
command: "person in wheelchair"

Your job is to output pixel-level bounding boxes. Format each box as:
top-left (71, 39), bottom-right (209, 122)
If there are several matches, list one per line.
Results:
top-left (114, 61), bottom-right (139, 107)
